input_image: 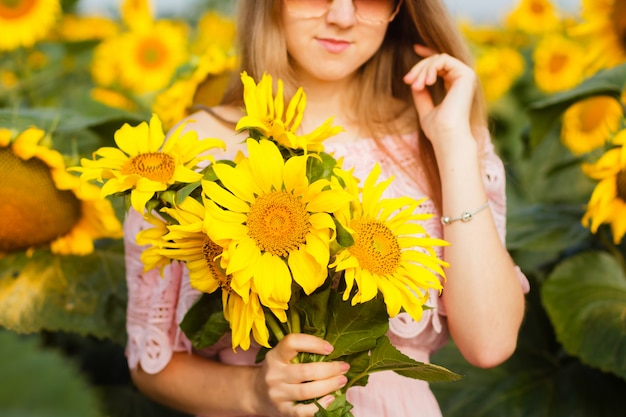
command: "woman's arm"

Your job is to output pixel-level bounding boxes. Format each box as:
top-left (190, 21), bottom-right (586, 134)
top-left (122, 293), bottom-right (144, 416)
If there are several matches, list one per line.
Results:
top-left (131, 325), bottom-right (349, 417)
top-left (404, 45), bottom-right (525, 368)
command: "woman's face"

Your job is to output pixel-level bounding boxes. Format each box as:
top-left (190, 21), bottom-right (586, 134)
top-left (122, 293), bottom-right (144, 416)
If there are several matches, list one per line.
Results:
top-left (281, 0), bottom-right (396, 83)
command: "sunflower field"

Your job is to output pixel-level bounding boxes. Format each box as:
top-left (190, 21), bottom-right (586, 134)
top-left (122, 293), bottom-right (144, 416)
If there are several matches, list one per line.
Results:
top-left (1, 0), bottom-right (625, 416)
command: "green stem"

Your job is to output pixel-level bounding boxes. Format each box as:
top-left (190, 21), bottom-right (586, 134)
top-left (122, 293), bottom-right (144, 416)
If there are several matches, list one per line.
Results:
top-left (600, 227), bottom-right (626, 276)
top-left (265, 312), bottom-right (285, 342)
top-left (289, 307), bottom-right (301, 334)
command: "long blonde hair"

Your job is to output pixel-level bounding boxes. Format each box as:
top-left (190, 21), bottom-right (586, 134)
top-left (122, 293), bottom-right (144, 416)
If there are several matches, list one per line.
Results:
top-left (219, 0), bottom-right (488, 210)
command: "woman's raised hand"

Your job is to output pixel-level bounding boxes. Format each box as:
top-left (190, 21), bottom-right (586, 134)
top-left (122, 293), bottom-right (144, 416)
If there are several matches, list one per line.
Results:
top-left (252, 333), bottom-right (350, 417)
top-left (403, 44), bottom-right (478, 150)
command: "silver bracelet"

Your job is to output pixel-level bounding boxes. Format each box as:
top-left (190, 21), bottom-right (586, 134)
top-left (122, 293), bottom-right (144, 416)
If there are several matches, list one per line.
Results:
top-left (440, 201), bottom-right (490, 225)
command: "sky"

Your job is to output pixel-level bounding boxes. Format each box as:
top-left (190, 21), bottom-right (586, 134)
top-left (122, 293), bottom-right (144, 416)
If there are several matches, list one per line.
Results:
top-left (77, 0), bottom-right (582, 23)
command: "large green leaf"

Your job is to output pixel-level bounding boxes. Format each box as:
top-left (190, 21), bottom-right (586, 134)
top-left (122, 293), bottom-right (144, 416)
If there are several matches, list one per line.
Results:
top-left (527, 63), bottom-right (626, 147)
top-left (0, 331), bottom-right (101, 417)
top-left (179, 291), bottom-right (230, 349)
top-left (431, 280), bottom-right (626, 416)
top-left (541, 251), bottom-right (626, 380)
top-left (0, 245), bottom-right (127, 344)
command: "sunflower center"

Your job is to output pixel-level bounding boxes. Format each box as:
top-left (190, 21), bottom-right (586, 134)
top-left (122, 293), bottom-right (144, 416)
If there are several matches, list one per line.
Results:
top-left (136, 37), bottom-right (169, 69)
top-left (611, 0), bottom-right (626, 52)
top-left (121, 152), bottom-right (176, 183)
top-left (579, 98), bottom-right (609, 133)
top-left (530, 0), bottom-right (545, 14)
top-left (247, 190), bottom-right (310, 257)
top-left (616, 170), bottom-right (626, 202)
top-left (349, 219), bottom-right (401, 276)
top-left (549, 53), bottom-right (568, 74)
top-left (0, 148), bottom-right (81, 252)
top-left (0, 0), bottom-right (35, 19)
top-left (202, 237), bottom-right (232, 292)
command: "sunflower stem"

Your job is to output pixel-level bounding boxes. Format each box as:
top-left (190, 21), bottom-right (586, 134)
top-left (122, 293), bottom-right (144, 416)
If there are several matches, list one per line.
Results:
top-left (265, 312), bottom-right (285, 342)
top-left (289, 307), bottom-right (301, 334)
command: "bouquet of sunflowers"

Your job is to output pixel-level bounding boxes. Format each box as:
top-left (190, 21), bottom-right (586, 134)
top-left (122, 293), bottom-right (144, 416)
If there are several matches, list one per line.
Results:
top-left (73, 72), bottom-right (459, 416)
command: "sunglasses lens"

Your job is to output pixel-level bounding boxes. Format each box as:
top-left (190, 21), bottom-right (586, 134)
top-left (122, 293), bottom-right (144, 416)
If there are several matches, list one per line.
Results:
top-left (284, 0), bottom-right (398, 23)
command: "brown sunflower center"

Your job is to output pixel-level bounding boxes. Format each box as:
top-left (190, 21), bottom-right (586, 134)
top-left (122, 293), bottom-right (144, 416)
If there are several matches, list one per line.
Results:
top-left (611, 0), bottom-right (626, 52)
top-left (530, 0), bottom-right (546, 14)
top-left (349, 219), bottom-right (401, 276)
top-left (0, 0), bottom-right (35, 19)
top-left (579, 98), bottom-right (609, 133)
top-left (202, 237), bottom-right (232, 292)
top-left (549, 53), bottom-right (568, 74)
top-left (247, 190), bottom-right (310, 257)
top-left (0, 148), bottom-right (81, 252)
top-left (136, 37), bottom-right (169, 69)
top-left (121, 152), bottom-right (175, 183)
top-left (616, 170), bottom-right (626, 202)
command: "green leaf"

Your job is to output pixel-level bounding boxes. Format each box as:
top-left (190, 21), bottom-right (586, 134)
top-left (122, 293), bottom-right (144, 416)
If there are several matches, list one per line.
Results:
top-left (0, 246), bottom-right (127, 344)
top-left (0, 331), bottom-right (101, 417)
top-left (368, 336), bottom-right (461, 382)
top-left (175, 181), bottom-right (202, 205)
top-left (528, 63), bottom-right (626, 147)
top-left (333, 217), bottom-right (354, 248)
top-left (307, 152), bottom-right (337, 183)
top-left (324, 293), bottom-right (389, 360)
top-left (541, 251), bottom-right (626, 380)
top-left (179, 292), bottom-right (230, 349)
top-left (294, 285), bottom-right (331, 338)
top-left (313, 392), bottom-right (354, 417)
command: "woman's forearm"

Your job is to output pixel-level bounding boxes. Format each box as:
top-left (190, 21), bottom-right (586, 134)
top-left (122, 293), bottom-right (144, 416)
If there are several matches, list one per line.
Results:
top-left (131, 351), bottom-right (260, 417)
top-left (436, 137), bottom-right (525, 368)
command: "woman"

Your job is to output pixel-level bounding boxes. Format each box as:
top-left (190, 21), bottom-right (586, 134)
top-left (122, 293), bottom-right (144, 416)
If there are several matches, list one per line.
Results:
top-left (124, 1), bottom-right (528, 416)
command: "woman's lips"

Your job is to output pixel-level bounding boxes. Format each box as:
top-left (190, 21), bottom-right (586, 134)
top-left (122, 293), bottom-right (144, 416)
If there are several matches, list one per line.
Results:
top-left (316, 38), bottom-right (351, 53)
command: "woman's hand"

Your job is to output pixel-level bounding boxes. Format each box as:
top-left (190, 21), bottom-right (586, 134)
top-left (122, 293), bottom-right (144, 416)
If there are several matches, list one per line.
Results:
top-left (252, 333), bottom-right (350, 417)
top-left (403, 44), bottom-right (478, 150)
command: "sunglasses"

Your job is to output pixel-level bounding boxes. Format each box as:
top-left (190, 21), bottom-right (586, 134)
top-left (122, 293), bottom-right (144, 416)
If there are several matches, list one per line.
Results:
top-left (284, 0), bottom-right (402, 25)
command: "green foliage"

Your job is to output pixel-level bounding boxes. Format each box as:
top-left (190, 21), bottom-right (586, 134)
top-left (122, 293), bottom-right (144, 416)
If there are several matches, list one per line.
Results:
top-left (0, 243), bottom-right (127, 344)
top-left (0, 330), bottom-right (101, 417)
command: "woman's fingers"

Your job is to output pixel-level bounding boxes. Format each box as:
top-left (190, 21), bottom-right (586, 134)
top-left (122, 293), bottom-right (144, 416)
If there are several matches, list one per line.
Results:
top-left (270, 333), bottom-right (335, 363)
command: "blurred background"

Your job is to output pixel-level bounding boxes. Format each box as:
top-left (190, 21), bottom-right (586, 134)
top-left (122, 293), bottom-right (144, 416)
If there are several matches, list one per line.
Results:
top-left (1, 0), bottom-right (626, 416)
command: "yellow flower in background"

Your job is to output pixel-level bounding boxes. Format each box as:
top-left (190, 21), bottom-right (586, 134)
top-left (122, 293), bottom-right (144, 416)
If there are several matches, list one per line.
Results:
top-left (202, 139), bottom-right (352, 321)
top-left (74, 114), bottom-right (225, 213)
top-left (192, 11), bottom-right (236, 55)
top-left (460, 20), bottom-right (529, 49)
top-left (120, 0), bottom-right (153, 31)
top-left (476, 47), bottom-right (525, 103)
top-left (571, 0), bottom-right (626, 72)
top-left (91, 87), bottom-right (138, 112)
top-left (153, 46), bottom-right (237, 130)
top-left (331, 164), bottom-right (448, 322)
top-left (91, 20), bottom-right (188, 95)
top-left (561, 95), bottom-right (623, 155)
top-left (582, 129), bottom-right (626, 243)
top-left (155, 196), bottom-right (270, 351)
top-left (533, 34), bottom-right (586, 93)
top-left (236, 72), bottom-right (342, 152)
top-left (0, 127), bottom-right (122, 255)
top-left (506, 0), bottom-right (560, 35)
top-left (54, 14), bottom-right (119, 42)
top-left (0, 0), bottom-right (61, 51)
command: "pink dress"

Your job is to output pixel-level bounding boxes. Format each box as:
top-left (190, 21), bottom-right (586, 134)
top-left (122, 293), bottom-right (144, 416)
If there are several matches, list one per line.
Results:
top-left (124, 130), bottom-right (529, 417)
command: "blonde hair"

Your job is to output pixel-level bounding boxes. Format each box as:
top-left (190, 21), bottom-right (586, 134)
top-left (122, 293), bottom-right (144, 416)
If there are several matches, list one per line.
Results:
top-left (220, 0), bottom-right (488, 210)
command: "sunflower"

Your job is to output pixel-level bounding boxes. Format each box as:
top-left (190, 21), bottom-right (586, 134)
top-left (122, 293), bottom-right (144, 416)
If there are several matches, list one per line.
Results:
top-left (191, 11), bottom-right (236, 55)
top-left (330, 164), bottom-right (448, 322)
top-left (0, 0), bottom-right (61, 51)
top-left (582, 129), bottom-right (626, 243)
top-left (0, 127), bottom-right (122, 254)
top-left (120, 0), bottom-right (153, 32)
top-left (91, 87), bottom-right (137, 112)
top-left (561, 95), bottom-right (623, 155)
top-left (153, 45), bottom-right (236, 130)
top-left (571, 0), bottom-right (626, 72)
top-left (235, 72), bottom-right (342, 152)
top-left (506, 0), bottom-right (560, 35)
top-left (156, 196), bottom-right (270, 350)
top-left (533, 34), bottom-right (586, 93)
top-left (54, 14), bottom-right (119, 42)
top-left (201, 138), bottom-right (353, 321)
top-left (91, 20), bottom-right (188, 95)
top-left (475, 47), bottom-right (525, 103)
top-left (73, 114), bottom-right (225, 213)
